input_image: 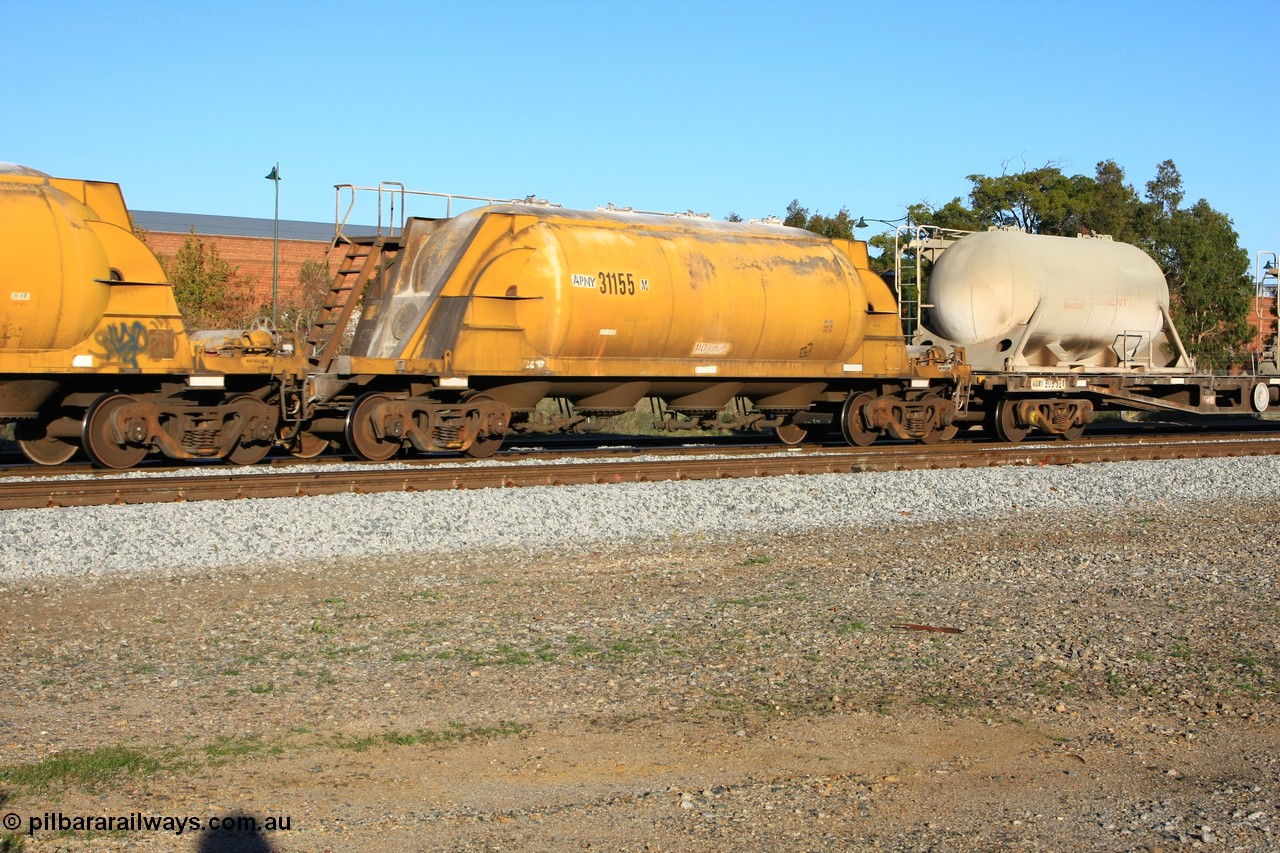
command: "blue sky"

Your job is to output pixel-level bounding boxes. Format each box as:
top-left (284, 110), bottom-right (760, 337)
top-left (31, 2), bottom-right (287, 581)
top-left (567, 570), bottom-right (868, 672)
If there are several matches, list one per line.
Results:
top-left (7, 0), bottom-right (1277, 268)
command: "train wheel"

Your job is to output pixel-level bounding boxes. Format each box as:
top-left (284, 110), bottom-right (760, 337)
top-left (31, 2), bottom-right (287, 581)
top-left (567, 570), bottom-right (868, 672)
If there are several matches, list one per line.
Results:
top-left (15, 418), bottom-right (78, 465)
top-left (289, 432), bottom-right (329, 459)
top-left (774, 423), bottom-right (807, 446)
top-left (992, 399), bottom-right (1029, 443)
top-left (1060, 423), bottom-right (1085, 441)
top-left (919, 424), bottom-right (960, 445)
top-left (465, 394), bottom-right (507, 458)
top-left (465, 433), bottom-right (503, 458)
top-left (226, 396), bottom-right (272, 465)
top-left (345, 393), bottom-right (403, 461)
top-left (83, 394), bottom-right (148, 469)
top-left (840, 393), bottom-right (879, 447)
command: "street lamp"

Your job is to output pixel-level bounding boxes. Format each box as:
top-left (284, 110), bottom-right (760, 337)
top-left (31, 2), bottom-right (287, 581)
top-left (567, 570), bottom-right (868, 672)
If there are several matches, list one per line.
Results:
top-left (265, 163), bottom-right (281, 327)
top-left (854, 214), bottom-right (909, 230)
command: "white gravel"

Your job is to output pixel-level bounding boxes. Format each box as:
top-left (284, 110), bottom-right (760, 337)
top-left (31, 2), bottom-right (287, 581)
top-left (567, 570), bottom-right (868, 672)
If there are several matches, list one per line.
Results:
top-left (2, 455), bottom-right (1278, 583)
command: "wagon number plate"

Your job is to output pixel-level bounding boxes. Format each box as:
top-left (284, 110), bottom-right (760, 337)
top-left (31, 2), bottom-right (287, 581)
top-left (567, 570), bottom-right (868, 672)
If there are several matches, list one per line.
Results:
top-left (1029, 377), bottom-right (1067, 391)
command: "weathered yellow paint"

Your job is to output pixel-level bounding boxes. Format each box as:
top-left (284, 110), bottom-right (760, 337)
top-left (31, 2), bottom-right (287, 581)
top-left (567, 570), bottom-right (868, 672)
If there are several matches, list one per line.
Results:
top-left (353, 206), bottom-right (922, 380)
top-left (0, 168), bottom-right (197, 375)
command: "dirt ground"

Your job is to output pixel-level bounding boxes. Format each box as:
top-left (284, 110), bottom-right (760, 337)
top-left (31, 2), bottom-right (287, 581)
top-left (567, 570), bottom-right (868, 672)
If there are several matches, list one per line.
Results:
top-left (1, 499), bottom-right (1277, 851)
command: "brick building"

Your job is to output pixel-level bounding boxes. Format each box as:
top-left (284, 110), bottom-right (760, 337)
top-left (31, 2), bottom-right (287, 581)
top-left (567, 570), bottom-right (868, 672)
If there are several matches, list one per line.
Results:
top-left (132, 211), bottom-right (377, 310)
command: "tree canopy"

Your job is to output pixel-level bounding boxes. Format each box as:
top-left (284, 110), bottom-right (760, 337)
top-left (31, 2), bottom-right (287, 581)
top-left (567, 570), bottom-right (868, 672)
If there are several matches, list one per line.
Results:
top-left (158, 229), bottom-right (257, 330)
top-left (788, 159), bottom-right (1254, 370)
top-left (783, 200), bottom-right (856, 241)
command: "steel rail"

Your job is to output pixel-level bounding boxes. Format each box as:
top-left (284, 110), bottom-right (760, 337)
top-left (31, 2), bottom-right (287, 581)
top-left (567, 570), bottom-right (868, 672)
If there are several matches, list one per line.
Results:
top-left (2, 433), bottom-right (1278, 511)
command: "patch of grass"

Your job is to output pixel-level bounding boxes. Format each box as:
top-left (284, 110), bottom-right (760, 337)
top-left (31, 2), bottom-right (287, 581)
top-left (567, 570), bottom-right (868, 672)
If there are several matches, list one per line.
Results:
top-left (392, 652), bottom-right (426, 662)
top-left (918, 692), bottom-right (972, 711)
top-left (249, 683), bottom-right (275, 695)
top-left (1233, 652), bottom-right (1259, 670)
top-left (204, 735), bottom-right (282, 763)
top-left (1, 831), bottom-right (25, 852)
top-left (403, 590), bottom-right (440, 602)
top-left (738, 554), bottom-right (772, 566)
top-left (320, 645), bottom-right (368, 660)
top-left (836, 621), bottom-right (868, 635)
top-left (333, 721), bottom-right (527, 753)
top-left (0, 747), bottom-right (158, 793)
top-left (1106, 672), bottom-right (1129, 696)
top-left (490, 644), bottom-right (533, 666)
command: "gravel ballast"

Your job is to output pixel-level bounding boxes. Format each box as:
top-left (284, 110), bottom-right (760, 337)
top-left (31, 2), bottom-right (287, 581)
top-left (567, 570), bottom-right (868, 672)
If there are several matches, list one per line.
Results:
top-left (3, 455), bottom-right (1279, 581)
top-left (2, 455), bottom-right (1278, 852)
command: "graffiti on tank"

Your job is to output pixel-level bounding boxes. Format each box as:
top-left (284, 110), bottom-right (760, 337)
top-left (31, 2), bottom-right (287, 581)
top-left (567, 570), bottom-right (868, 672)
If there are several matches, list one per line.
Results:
top-left (94, 321), bottom-right (149, 368)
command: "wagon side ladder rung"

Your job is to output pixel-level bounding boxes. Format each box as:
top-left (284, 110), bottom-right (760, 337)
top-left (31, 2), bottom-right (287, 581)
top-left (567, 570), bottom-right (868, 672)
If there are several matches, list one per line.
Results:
top-left (306, 236), bottom-right (395, 370)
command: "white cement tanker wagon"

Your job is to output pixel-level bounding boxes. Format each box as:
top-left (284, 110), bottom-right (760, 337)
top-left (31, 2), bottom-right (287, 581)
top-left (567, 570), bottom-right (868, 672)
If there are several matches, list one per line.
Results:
top-left (921, 229), bottom-right (1192, 372)
top-left (908, 228), bottom-right (1273, 441)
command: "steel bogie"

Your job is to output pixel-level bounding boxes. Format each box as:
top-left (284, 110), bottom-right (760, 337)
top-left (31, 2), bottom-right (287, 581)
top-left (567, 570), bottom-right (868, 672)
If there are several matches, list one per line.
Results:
top-left (77, 391), bottom-right (284, 468)
top-left (981, 396), bottom-right (1095, 443)
top-left (833, 386), bottom-right (962, 447)
top-left (1015, 397), bottom-right (1094, 439)
top-left (342, 392), bottom-right (513, 459)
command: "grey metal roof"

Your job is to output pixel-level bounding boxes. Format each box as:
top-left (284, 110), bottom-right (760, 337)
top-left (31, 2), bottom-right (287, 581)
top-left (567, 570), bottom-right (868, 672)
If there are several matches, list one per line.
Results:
top-left (132, 210), bottom-right (381, 242)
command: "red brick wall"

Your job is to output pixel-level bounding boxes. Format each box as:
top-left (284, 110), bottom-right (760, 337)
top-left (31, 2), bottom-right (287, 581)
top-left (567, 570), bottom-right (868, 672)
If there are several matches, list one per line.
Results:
top-left (143, 231), bottom-right (336, 309)
top-left (1250, 296), bottom-right (1277, 351)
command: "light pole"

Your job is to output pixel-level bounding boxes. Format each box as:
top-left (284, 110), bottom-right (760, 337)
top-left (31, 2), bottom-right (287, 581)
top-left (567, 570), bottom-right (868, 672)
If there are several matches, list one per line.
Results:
top-left (854, 214), bottom-right (909, 231)
top-left (265, 163), bottom-right (281, 327)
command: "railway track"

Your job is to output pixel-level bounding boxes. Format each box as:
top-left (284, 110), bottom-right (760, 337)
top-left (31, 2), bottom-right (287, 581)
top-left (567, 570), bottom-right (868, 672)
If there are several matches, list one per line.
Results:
top-left (2, 431), bottom-right (1278, 510)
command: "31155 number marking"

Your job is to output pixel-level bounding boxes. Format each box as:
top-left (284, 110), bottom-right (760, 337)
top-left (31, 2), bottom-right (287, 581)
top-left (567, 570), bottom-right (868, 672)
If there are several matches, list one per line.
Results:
top-left (598, 271), bottom-right (648, 296)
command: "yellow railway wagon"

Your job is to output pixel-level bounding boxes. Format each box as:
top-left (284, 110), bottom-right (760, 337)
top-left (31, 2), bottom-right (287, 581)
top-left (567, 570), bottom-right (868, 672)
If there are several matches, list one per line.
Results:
top-left (0, 166), bottom-right (308, 467)
top-left (312, 204), bottom-right (968, 459)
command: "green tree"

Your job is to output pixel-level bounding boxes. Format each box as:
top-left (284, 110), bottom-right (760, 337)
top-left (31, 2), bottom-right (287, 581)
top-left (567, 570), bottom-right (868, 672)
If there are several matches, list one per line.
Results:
top-left (1076, 160), bottom-right (1141, 244)
top-left (784, 200), bottom-right (856, 240)
top-left (162, 229), bottom-right (257, 329)
top-left (964, 163), bottom-right (1079, 234)
top-left (1147, 197), bottom-right (1252, 370)
top-left (278, 257), bottom-right (333, 333)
